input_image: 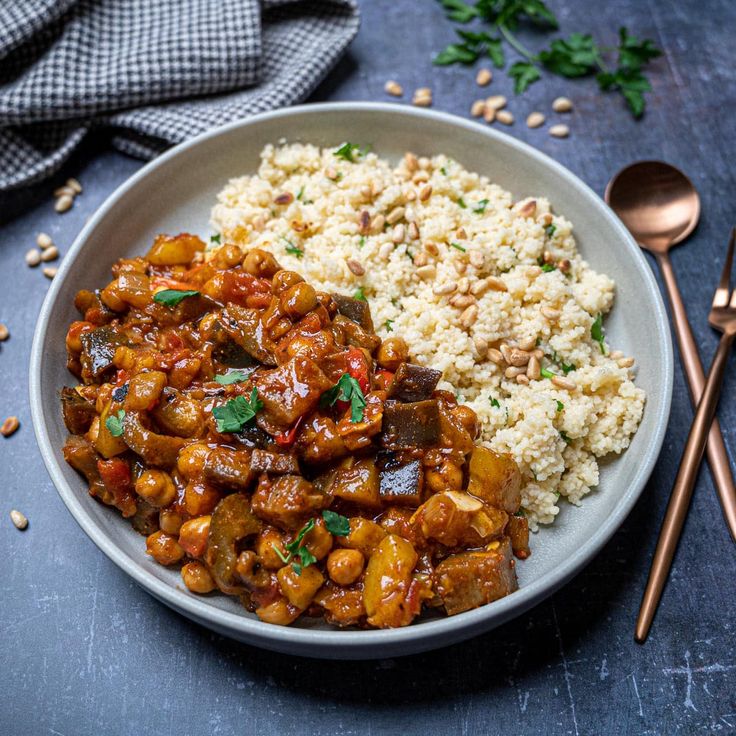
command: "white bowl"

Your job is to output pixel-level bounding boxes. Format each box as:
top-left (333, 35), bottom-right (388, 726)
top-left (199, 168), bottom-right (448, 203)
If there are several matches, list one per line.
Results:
top-left (30, 103), bottom-right (673, 659)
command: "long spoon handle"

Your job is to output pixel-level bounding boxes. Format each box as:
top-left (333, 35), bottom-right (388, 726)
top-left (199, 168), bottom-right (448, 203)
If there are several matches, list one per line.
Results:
top-left (636, 331), bottom-right (735, 642)
top-left (657, 253), bottom-right (736, 541)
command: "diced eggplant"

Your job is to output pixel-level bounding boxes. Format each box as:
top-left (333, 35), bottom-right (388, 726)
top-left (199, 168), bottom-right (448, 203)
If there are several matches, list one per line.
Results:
top-left (329, 457), bottom-right (382, 508)
top-left (333, 315), bottom-right (381, 353)
top-left (231, 423), bottom-right (271, 449)
top-left (206, 493), bottom-right (262, 594)
top-left (251, 448), bottom-right (300, 475)
top-left (204, 447), bottom-right (255, 490)
top-left (434, 539), bottom-right (518, 616)
top-left (60, 387), bottom-right (96, 434)
top-left (381, 399), bottom-right (440, 449)
top-left (63, 435), bottom-right (101, 483)
top-left (251, 474), bottom-right (326, 530)
top-left (254, 355), bottom-right (332, 428)
top-left (466, 447), bottom-right (522, 513)
top-left (131, 500), bottom-right (160, 536)
top-left (212, 339), bottom-right (259, 369)
top-left (331, 293), bottom-right (374, 331)
top-left (378, 455), bottom-right (424, 507)
top-left (507, 514), bottom-right (530, 559)
top-left (122, 411), bottom-right (186, 468)
top-left (386, 363), bottom-right (441, 403)
top-left (221, 304), bottom-right (277, 366)
top-left (79, 326), bottom-right (127, 381)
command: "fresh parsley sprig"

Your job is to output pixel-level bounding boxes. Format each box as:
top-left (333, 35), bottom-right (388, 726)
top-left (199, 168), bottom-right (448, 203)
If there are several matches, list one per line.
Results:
top-left (214, 369), bottom-right (252, 385)
top-left (322, 509), bottom-right (350, 537)
top-left (212, 387), bottom-right (263, 433)
top-left (281, 236), bottom-right (304, 259)
top-left (273, 519), bottom-right (318, 575)
top-left (333, 142), bottom-right (367, 163)
top-left (153, 289), bottom-right (200, 307)
top-left (591, 313), bottom-right (606, 354)
top-left (105, 409), bottom-right (125, 437)
top-left (320, 373), bottom-right (367, 423)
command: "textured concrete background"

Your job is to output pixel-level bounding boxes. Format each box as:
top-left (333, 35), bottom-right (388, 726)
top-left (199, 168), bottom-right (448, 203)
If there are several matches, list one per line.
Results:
top-left (1, 1), bottom-right (734, 734)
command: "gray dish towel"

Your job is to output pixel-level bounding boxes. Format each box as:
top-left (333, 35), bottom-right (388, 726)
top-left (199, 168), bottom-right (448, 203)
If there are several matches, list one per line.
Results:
top-left (0, 0), bottom-right (360, 191)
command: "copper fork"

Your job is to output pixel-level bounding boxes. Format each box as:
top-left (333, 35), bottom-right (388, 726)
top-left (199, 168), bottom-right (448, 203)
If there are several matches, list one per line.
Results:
top-left (637, 228), bottom-right (736, 642)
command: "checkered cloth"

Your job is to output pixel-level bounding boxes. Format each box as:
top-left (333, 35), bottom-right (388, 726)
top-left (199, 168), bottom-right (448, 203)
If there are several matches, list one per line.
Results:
top-left (0, 0), bottom-right (360, 191)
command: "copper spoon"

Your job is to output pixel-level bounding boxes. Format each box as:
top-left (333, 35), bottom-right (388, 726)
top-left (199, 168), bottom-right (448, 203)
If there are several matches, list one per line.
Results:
top-left (606, 162), bottom-right (736, 543)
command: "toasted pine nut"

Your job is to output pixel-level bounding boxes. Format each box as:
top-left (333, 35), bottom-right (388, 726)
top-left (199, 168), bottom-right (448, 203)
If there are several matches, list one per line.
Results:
top-left (66, 177), bottom-right (83, 193)
top-left (359, 210), bottom-right (371, 233)
top-left (1, 416), bottom-right (20, 437)
top-left (408, 221), bottom-right (420, 240)
top-left (518, 336), bottom-right (537, 351)
top-left (385, 80), bottom-right (403, 96)
top-left (40, 246), bottom-right (58, 262)
top-left (0, 323), bottom-right (8, 341)
top-left (378, 242), bottom-right (394, 260)
top-left (618, 357), bottom-right (635, 368)
top-left (549, 124), bottom-right (570, 138)
top-left (487, 348), bottom-right (504, 365)
top-left (25, 249), bottom-right (41, 267)
top-left (416, 265), bottom-right (436, 280)
top-left (476, 68), bottom-right (492, 86)
top-left (413, 171), bottom-right (430, 184)
top-left (413, 252), bottom-right (428, 267)
top-left (541, 306), bottom-right (561, 321)
top-left (496, 110), bottom-right (514, 125)
top-left (519, 200), bottom-right (537, 218)
top-left (424, 242), bottom-right (439, 256)
top-left (526, 112), bottom-right (546, 128)
top-left (433, 281), bottom-right (457, 296)
top-left (526, 265), bottom-right (542, 278)
top-left (419, 184), bottom-right (432, 201)
top-left (539, 212), bottom-right (554, 226)
top-left (505, 365), bottom-right (527, 378)
top-left (533, 348), bottom-right (544, 360)
top-left (392, 224), bottom-right (406, 244)
top-left (543, 250), bottom-right (554, 264)
top-left (10, 510), bottom-right (28, 530)
top-left (558, 258), bottom-right (571, 273)
top-left (347, 259), bottom-right (365, 276)
top-left (460, 304), bottom-right (478, 328)
top-left (54, 186), bottom-right (75, 198)
top-left (507, 348), bottom-right (531, 366)
top-left (470, 275), bottom-right (507, 294)
top-left (405, 188), bottom-right (416, 202)
top-left (473, 337), bottom-right (489, 355)
top-left (609, 350), bottom-right (624, 360)
top-left (468, 250), bottom-right (484, 268)
top-left (274, 192), bottom-right (294, 205)
top-left (527, 355), bottom-right (541, 380)
top-left (551, 375), bottom-right (577, 391)
top-left (386, 206), bottom-right (405, 225)
top-left (516, 374), bottom-right (530, 385)
top-left (453, 260), bottom-right (468, 275)
top-left (449, 294), bottom-right (476, 308)
top-left (471, 100), bottom-right (486, 117)
top-left (455, 227), bottom-right (467, 240)
top-left (404, 152), bottom-right (419, 172)
top-left (43, 267), bottom-right (57, 279)
top-left (499, 343), bottom-right (513, 364)
top-left (36, 232), bottom-right (53, 249)
top-left (552, 96), bottom-right (573, 113)
top-left (372, 214), bottom-right (385, 233)
top-left (360, 186), bottom-right (373, 201)
top-left (486, 95), bottom-right (507, 110)
top-left (457, 277), bottom-right (470, 294)
top-left (483, 106), bottom-right (496, 123)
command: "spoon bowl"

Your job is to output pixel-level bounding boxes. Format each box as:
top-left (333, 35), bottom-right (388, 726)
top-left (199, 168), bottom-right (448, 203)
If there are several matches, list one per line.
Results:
top-left (605, 161), bottom-right (700, 253)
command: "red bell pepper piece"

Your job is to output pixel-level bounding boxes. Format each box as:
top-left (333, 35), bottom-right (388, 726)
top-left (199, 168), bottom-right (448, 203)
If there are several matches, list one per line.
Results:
top-left (274, 416), bottom-right (303, 447)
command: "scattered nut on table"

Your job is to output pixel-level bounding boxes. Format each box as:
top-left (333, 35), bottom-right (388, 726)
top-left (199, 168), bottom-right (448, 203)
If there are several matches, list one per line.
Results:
top-left (1, 415), bottom-right (20, 437)
top-left (552, 96), bottom-right (573, 113)
top-left (10, 510), bottom-right (28, 531)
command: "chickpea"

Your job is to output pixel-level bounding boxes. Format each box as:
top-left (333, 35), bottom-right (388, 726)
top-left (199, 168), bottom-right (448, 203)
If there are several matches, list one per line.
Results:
top-left (426, 469), bottom-right (447, 495)
top-left (176, 442), bottom-right (211, 479)
top-left (376, 337), bottom-right (409, 371)
top-left (271, 269), bottom-right (304, 295)
top-left (327, 549), bottom-right (365, 585)
top-left (146, 531), bottom-right (184, 565)
top-left (159, 508), bottom-right (184, 535)
top-left (181, 561), bottom-right (216, 594)
top-left (255, 598), bottom-right (301, 625)
top-left (256, 528), bottom-right (287, 569)
top-left (178, 515), bottom-right (211, 558)
top-left (99, 280), bottom-right (126, 312)
top-left (453, 404), bottom-right (479, 439)
top-left (440, 459), bottom-right (464, 490)
top-left (135, 469), bottom-right (177, 508)
top-left (279, 282), bottom-right (318, 319)
top-left (242, 248), bottom-right (280, 278)
top-left (198, 312), bottom-right (220, 339)
top-left (303, 519), bottom-right (333, 561)
top-left (210, 244), bottom-right (242, 269)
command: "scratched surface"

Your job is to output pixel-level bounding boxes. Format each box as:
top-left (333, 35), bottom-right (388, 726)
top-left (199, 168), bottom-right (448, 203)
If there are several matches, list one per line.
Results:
top-left (1, 1), bottom-right (735, 734)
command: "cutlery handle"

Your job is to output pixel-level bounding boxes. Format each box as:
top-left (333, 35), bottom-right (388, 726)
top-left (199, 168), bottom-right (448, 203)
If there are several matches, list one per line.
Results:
top-left (636, 331), bottom-right (735, 642)
top-left (657, 253), bottom-right (736, 541)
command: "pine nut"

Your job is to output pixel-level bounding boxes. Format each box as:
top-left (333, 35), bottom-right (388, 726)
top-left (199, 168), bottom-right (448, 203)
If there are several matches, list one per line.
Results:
top-left (378, 242), bottom-right (394, 259)
top-left (533, 348), bottom-right (544, 360)
top-left (413, 171), bottom-right (430, 184)
top-left (471, 100), bottom-right (486, 117)
top-left (392, 224), bottom-right (405, 244)
top-left (539, 212), bottom-right (554, 226)
top-left (54, 195), bottom-right (74, 213)
top-left (415, 87), bottom-right (431, 97)
top-left (526, 112), bottom-right (546, 128)
top-left (424, 242), bottom-right (439, 256)
top-left (405, 188), bottom-right (416, 202)
top-left (469, 250), bottom-right (484, 268)
top-left (558, 258), bottom-right (571, 273)
top-left (486, 95), bottom-right (507, 110)
top-left (385, 80), bottom-right (403, 97)
top-left (43, 267), bottom-right (57, 279)
top-left (473, 337), bottom-right (489, 355)
top-left (450, 294), bottom-right (476, 308)
top-left (360, 186), bottom-right (373, 201)
top-left (456, 227), bottom-right (467, 240)
top-left (433, 281), bottom-right (457, 296)
top-left (519, 200), bottom-right (537, 218)
top-left (419, 184), bottom-right (433, 202)
top-left (476, 68), bottom-right (493, 86)
top-left (551, 375), bottom-right (577, 391)
top-left (25, 249), bottom-right (41, 267)
top-left (274, 192), bottom-right (293, 205)
top-left (527, 355), bottom-right (541, 380)
top-left (413, 252), bottom-right (428, 267)
top-left (499, 344), bottom-right (513, 363)
top-left (372, 214), bottom-right (385, 233)
top-left (359, 210), bottom-right (371, 233)
top-left (516, 374), bottom-right (530, 385)
top-left (36, 232), bottom-right (53, 249)
top-left (408, 221), bottom-right (420, 240)
top-left (552, 96), bottom-right (573, 113)
top-left (541, 306), bottom-right (561, 321)
top-left (66, 177), bottom-right (83, 193)
top-left (543, 250), bottom-right (554, 264)
top-left (483, 106), bottom-right (496, 123)
top-left (518, 336), bottom-right (537, 351)
top-left (386, 206), bottom-right (405, 225)
top-left (609, 350), bottom-right (624, 360)
top-left (507, 348), bottom-right (531, 366)
top-left (404, 152), bottom-right (419, 172)
top-left (505, 365), bottom-right (527, 378)
top-left (54, 185), bottom-right (75, 198)
top-left (347, 259), bottom-right (365, 276)
top-left (1, 415), bottom-right (20, 436)
top-left (454, 262), bottom-right (467, 275)
top-left (618, 357), bottom-right (635, 368)
top-left (41, 246), bottom-right (59, 262)
top-left (10, 510), bottom-right (28, 530)
top-left (412, 89), bottom-right (432, 107)
top-left (326, 167), bottom-right (339, 180)
top-left (496, 110), bottom-right (514, 125)
top-left (416, 265), bottom-right (436, 280)
top-left (0, 323), bottom-right (8, 341)
top-left (460, 304), bottom-right (478, 327)
top-left (549, 124), bottom-right (570, 138)
top-left (488, 348), bottom-right (504, 365)
top-left (457, 277), bottom-right (470, 294)
top-left (526, 265), bottom-right (542, 278)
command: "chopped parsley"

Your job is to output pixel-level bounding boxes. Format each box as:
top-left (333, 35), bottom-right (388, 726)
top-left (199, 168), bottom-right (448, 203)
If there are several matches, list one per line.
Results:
top-left (440, 166), bottom-right (448, 175)
top-left (559, 430), bottom-right (572, 445)
top-left (457, 197), bottom-right (467, 209)
top-left (490, 397), bottom-right (501, 408)
top-left (210, 233), bottom-right (221, 244)
top-left (354, 286), bottom-right (367, 302)
top-left (556, 400), bottom-right (565, 412)
top-left (545, 223), bottom-right (557, 238)
top-left (550, 350), bottom-right (576, 374)
top-left (273, 519), bottom-right (317, 575)
top-left (214, 369), bottom-right (252, 385)
top-left (473, 198), bottom-right (489, 214)
top-left (320, 373), bottom-right (366, 422)
top-left (153, 289), bottom-right (200, 307)
top-left (384, 319), bottom-right (395, 332)
top-left (358, 235), bottom-right (366, 248)
top-left (540, 262), bottom-right (556, 273)
top-left (281, 236), bottom-right (304, 259)
top-left (540, 366), bottom-right (557, 380)
top-left (450, 242), bottom-right (466, 252)
top-left (591, 313), bottom-right (606, 354)
top-left (105, 409), bottom-right (125, 437)
top-left (296, 186), bottom-right (304, 201)
top-left (333, 142), bottom-right (364, 163)
top-left (212, 388), bottom-right (263, 433)
top-left (322, 510), bottom-right (350, 537)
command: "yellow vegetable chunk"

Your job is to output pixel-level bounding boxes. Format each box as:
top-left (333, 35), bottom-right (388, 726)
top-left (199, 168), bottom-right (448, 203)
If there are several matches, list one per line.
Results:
top-left (146, 233), bottom-right (204, 266)
top-left (337, 517), bottom-right (386, 556)
top-left (466, 447), bottom-right (522, 513)
top-left (125, 371), bottom-right (167, 411)
top-left (277, 564), bottom-right (325, 610)
top-left (330, 458), bottom-right (381, 508)
top-left (94, 400), bottom-right (127, 458)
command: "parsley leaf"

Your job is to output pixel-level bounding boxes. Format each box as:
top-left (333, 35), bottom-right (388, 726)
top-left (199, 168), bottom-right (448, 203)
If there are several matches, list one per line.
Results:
top-left (210, 233), bottom-right (221, 244)
top-left (486, 37), bottom-right (505, 67)
top-left (296, 186), bottom-right (304, 201)
top-left (545, 223), bottom-right (557, 238)
top-left (450, 242), bottom-right (466, 252)
top-left (490, 397), bottom-right (501, 408)
top-left (550, 350), bottom-right (576, 374)
top-left (540, 366), bottom-right (557, 379)
top-left (438, 0), bottom-right (478, 23)
top-left (597, 67), bottom-right (651, 118)
top-left (474, 198), bottom-right (490, 214)
top-left (479, 0), bottom-right (558, 29)
top-left (539, 33), bottom-right (599, 77)
top-left (556, 400), bottom-right (564, 412)
top-left (591, 313), bottom-right (606, 353)
top-left (273, 519), bottom-right (319, 575)
top-left (457, 197), bottom-right (467, 209)
top-left (212, 387), bottom-right (263, 433)
top-left (281, 236), bottom-right (304, 259)
top-left (358, 235), bottom-right (366, 248)
top-left (559, 430), bottom-right (572, 444)
top-left (384, 319), bottom-right (394, 332)
top-left (541, 263), bottom-right (556, 272)
top-left (105, 409), bottom-right (125, 437)
top-left (322, 509), bottom-right (351, 536)
top-left (333, 142), bottom-right (364, 163)
top-left (616, 26), bottom-right (661, 71)
top-left (153, 289), bottom-right (200, 307)
top-left (509, 61), bottom-right (541, 93)
top-left (434, 42), bottom-right (479, 65)
top-left (214, 369), bottom-right (252, 385)
top-left (434, 29), bottom-right (503, 67)
top-left (354, 286), bottom-right (367, 302)
top-left (320, 373), bottom-right (367, 422)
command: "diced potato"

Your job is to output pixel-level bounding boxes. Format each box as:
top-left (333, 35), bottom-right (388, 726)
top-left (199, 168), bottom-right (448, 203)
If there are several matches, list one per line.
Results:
top-left (94, 400), bottom-right (128, 458)
top-left (146, 233), bottom-right (204, 266)
top-left (507, 514), bottom-right (530, 559)
top-left (330, 457), bottom-right (381, 508)
top-left (152, 388), bottom-right (204, 438)
top-left (363, 534), bottom-right (418, 628)
top-left (277, 564), bottom-right (325, 609)
top-left (255, 597), bottom-right (302, 626)
top-left (314, 584), bottom-right (365, 627)
top-left (116, 271), bottom-right (151, 309)
top-left (338, 517), bottom-right (386, 556)
top-left (251, 474), bottom-right (326, 530)
top-left (467, 447), bottom-right (522, 513)
top-left (125, 371), bottom-right (167, 411)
